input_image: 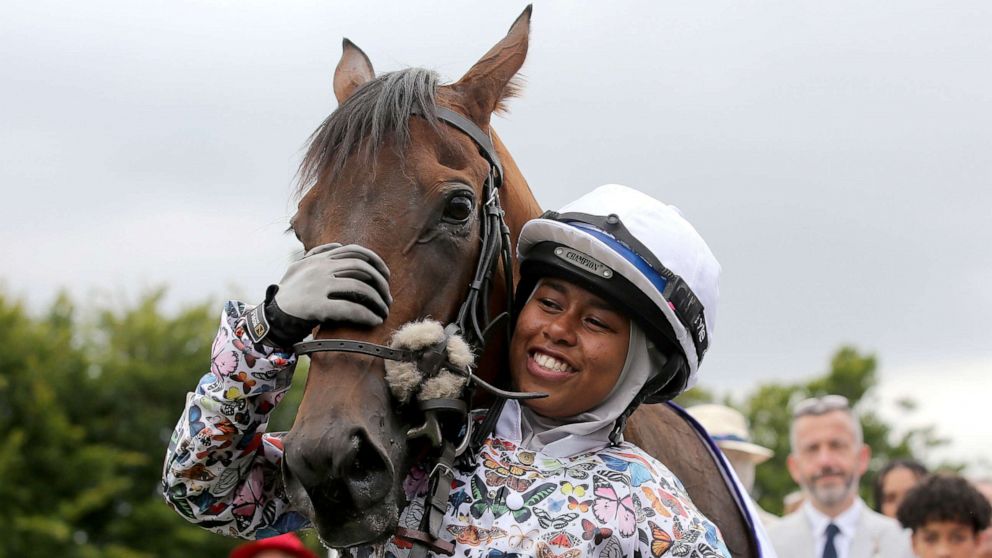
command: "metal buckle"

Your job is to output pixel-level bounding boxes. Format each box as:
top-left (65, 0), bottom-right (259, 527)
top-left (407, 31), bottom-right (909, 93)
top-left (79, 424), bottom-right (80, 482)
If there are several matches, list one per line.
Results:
top-left (406, 411), bottom-right (443, 448)
top-left (429, 460), bottom-right (454, 481)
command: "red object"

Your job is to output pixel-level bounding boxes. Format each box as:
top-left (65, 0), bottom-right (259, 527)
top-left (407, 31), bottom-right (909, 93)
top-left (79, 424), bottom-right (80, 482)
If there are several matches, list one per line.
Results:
top-left (229, 533), bottom-right (318, 558)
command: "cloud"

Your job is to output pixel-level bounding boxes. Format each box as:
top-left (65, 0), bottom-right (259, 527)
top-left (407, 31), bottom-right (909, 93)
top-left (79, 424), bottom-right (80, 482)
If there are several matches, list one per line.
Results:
top-left (2, 0), bottom-right (991, 459)
top-left (0, 194), bottom-right (299, 310)
top-left (877, 356), bottom-right (992, 472)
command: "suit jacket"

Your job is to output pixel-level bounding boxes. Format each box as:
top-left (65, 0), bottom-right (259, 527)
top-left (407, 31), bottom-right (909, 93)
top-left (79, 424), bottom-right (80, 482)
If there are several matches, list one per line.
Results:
top-left (766, 502), bottom-right (913, 558)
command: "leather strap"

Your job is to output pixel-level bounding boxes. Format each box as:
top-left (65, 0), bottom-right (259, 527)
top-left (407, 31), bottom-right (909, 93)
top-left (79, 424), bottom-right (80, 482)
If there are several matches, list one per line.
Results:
top-left (414, 107), bottom-right (503, 188)
top-left (292, 339), bottom-right (411, 361)
top-left (471, 397), bottom-right (506, 450)
top-left (395, 527), bottom-right (455, 556)
top-left (462, 375), bottom-right (544, 401)
top-left (427, 444), bottom-right (456, 552)
top-left (418, 398), bottom-right (468, 414)
top-left (295, 339), bottom-right (543, 401)
top-left (402, 442), bottom-right (458, 557)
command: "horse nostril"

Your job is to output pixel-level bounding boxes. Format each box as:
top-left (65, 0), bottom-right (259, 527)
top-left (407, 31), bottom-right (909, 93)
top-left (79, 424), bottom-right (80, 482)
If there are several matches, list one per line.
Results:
top-left (346, 431), bottom-right (389, 483)
top-left (286, 427), bottom-right (395, 513)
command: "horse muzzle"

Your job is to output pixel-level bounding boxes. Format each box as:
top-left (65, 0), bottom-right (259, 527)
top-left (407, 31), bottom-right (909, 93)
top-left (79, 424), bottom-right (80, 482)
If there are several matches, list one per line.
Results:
top-left (282, 423), bottom-right (402, 547)
top-left (280, 350), bottom-right (408, 547)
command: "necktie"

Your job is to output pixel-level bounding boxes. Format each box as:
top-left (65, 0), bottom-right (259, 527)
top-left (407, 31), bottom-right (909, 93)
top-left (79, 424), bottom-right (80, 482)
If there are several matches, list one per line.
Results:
top-left (822, 523), bottom-right (840, 558)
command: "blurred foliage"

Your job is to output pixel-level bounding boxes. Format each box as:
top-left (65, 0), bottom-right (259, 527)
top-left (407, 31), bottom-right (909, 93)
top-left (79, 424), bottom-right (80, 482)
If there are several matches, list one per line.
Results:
top-left (672, 384), bottom-right (716, 408)
top-left (682, 346), bottom-right (954, 515)
top-left (0, 289), bottom-right (320, 557)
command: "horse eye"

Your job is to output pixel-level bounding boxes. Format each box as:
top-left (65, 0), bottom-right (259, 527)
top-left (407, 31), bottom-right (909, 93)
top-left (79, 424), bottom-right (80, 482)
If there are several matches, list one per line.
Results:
top-left (442, 194), bottom-right (474, 223)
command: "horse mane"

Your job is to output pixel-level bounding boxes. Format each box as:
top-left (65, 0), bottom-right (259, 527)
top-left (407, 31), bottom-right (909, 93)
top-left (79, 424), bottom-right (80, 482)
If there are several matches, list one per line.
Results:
top-left (296, 67), bottom-right (441, 198)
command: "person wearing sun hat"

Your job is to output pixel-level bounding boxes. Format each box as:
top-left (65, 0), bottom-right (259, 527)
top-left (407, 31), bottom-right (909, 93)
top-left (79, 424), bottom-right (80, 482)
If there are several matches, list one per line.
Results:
top-left (687, 403), bottom-right (779, 526)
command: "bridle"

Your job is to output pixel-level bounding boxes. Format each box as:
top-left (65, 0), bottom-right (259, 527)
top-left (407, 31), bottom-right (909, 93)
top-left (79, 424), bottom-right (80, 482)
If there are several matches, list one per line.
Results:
top-left (291, 106), bottom-right (544, 556)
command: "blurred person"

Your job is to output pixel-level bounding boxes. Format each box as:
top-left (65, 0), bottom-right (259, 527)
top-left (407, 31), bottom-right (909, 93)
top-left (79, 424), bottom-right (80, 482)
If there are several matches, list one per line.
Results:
top-left (973, 478), bottom-right (992, 558)
top-left (767, 395), bottom-right (913, 558)
top-left (874, 459), bottom-right (928, 519)
top-left (895, 474), bottom-right (991, 558)
top-left (784, 490), bottom-right (806, 515)
top-left (229, 533), bottom-right (318, 558)
top-left (688, 403), bottom-right (779, 525)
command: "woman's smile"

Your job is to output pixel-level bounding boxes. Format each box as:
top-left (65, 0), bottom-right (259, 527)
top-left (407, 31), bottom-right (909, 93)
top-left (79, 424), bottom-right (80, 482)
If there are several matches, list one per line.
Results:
top-left (526, 348), bottom-right (578, 381)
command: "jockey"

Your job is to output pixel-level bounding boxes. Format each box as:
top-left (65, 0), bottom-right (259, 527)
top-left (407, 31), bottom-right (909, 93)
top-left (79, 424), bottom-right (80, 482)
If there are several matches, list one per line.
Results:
top-left (164, 184), bottom-right (733, 557)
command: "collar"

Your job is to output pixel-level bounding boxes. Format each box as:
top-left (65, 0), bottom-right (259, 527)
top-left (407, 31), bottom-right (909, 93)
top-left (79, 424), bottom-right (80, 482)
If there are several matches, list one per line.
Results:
top-left (495, 398), bottom-right (523, 443)
top-left (494, 399), bottom-right (613, 458)
top-left (802, 497), bottom-right (864, 538)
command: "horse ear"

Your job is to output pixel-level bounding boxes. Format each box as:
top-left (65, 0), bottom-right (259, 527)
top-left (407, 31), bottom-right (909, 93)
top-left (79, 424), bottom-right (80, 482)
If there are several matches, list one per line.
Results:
top-left (334, 38), bottom-right (375, 103)
top-left (453, 5), bottom-right (532, 124)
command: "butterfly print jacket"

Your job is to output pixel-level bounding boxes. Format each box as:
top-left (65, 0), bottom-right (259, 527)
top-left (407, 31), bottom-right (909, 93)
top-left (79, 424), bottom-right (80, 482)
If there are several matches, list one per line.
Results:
top-left (163, 303), bottom-right (732, 557)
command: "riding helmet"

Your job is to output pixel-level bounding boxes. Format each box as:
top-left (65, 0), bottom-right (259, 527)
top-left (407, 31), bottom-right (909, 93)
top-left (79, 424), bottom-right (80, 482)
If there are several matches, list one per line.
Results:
top-left (514, 184), bottom-right (720, 403)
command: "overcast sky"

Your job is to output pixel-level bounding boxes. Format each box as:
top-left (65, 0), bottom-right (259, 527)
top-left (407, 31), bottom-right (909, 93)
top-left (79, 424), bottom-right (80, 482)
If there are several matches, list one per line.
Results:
top-left (2, 1), bottom-right (990, 468)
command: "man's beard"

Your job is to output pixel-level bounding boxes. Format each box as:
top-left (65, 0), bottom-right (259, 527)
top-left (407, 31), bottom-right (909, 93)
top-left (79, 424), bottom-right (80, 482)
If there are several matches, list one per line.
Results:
top-left (804, 469), bottom-right (856, 508)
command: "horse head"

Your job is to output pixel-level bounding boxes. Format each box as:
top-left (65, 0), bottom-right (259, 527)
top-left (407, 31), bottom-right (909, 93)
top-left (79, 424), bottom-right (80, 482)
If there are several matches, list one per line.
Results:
top-left (281, 8), bottom-right (541, 547)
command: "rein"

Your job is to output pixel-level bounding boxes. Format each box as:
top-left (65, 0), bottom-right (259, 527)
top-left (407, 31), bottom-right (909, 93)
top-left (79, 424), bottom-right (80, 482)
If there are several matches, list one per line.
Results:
top-left (292, 106), bottom-right (544, 556)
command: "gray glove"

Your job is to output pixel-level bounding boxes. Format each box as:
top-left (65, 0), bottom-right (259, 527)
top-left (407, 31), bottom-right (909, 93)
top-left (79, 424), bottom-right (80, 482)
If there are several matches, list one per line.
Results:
top-left (245, 243), bottom-right (392, 348)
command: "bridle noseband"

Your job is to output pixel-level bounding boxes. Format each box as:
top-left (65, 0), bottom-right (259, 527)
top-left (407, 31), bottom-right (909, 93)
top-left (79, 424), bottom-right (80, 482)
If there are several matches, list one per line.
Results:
top-left (291, 106), bottom-right (544, 556)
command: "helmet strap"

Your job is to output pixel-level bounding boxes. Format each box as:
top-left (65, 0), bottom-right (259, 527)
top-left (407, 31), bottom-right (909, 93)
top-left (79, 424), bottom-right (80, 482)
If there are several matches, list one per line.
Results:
top-left (609, 353), bottom-right (688, 446)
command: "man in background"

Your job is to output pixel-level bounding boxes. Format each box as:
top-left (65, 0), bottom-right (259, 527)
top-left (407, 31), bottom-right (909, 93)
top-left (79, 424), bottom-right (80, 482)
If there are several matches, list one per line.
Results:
top-left (688, 404), bottom-right (779, 526)
top-left (784, 491), bottom-right (805, 515)
top-left (767, 395), bottom-right (912, 558)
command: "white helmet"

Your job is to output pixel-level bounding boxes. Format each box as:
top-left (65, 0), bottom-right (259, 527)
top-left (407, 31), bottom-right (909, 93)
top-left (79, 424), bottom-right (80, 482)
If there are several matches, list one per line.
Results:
top-left (515, 184), bottom-right (721, 402)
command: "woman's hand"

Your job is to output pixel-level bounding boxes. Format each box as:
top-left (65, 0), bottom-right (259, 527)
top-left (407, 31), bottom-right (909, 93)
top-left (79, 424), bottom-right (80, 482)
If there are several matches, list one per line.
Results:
top-left (246, 243), bottom-right (392, 348)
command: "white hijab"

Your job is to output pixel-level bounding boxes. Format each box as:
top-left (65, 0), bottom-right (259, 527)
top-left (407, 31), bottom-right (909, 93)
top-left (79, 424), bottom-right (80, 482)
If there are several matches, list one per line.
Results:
top-left (495, 322), bottom-right (666, 458)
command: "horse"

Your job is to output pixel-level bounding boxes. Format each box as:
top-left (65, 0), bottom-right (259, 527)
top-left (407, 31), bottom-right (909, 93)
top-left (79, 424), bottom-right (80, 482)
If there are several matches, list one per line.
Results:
top-left (282, 7), bottom-right (757, 556)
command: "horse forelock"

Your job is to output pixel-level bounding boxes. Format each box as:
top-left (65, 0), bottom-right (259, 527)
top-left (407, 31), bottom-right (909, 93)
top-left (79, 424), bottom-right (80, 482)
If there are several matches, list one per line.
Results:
top-left (295, 67), bottom-right (441, 200)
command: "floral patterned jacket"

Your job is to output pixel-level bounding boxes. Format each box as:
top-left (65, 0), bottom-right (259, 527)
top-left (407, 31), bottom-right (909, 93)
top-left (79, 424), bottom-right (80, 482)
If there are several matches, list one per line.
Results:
top-left (162, 302), bottom-right (732, 557)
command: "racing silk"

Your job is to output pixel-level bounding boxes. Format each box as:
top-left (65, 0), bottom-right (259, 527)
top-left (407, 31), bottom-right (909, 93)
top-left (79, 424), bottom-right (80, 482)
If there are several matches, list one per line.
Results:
top-left (163, 303), bottom-right (731, 557)
top-left (378, 430), bottom-right (732, 557)
top-left (162, 301), bottom-right (305, 539)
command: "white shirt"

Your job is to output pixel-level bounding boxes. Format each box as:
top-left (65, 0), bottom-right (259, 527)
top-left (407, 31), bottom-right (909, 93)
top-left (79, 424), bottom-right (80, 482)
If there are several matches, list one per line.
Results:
top-left (802, 498), bottom-right (864, 558)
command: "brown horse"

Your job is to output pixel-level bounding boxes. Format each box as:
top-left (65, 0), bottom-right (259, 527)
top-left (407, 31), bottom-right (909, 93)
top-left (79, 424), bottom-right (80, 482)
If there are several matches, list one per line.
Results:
top-left (283, 7), bottom-right (756, 556)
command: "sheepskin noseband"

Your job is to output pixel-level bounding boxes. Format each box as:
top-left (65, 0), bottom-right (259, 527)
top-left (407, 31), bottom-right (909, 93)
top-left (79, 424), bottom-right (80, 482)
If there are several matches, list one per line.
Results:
top-left (383, 320), bottom-right (476, 403)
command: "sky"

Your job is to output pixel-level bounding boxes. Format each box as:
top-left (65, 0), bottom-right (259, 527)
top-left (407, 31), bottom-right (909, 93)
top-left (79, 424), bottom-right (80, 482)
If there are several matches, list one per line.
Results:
top-left (2, 1), bottom-right (990, 469)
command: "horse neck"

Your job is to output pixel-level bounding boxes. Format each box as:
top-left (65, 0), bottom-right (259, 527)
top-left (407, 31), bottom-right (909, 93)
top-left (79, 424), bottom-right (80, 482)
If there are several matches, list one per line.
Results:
top-left (474, 129), bottom-right (541, 393)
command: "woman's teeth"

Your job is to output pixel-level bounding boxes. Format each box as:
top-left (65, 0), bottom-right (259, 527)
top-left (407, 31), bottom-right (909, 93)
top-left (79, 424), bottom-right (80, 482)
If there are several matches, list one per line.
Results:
top-left (534, 352), bottom-right (574, 373)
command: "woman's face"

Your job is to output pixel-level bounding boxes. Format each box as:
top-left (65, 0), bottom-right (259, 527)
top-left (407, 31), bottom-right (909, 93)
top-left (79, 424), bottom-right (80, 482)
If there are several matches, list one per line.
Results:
top-left (509, 278), bottom-right (631, 418)
top-left (881, 466), bottom-right (923, 518)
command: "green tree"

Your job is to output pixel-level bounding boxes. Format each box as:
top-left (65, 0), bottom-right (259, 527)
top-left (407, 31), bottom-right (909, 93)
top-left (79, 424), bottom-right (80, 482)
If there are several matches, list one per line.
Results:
top-left (672, 384), bottom-right (716, 408)
top-left (0, 292), bottom-right (100, 556)
top-left (0, 289), bottom-right (325, 557)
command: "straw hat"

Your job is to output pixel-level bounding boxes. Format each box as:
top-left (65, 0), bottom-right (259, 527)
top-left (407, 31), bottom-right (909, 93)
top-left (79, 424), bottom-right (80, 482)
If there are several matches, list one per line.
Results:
top-left (687, 404), bottom-right (773, 464)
